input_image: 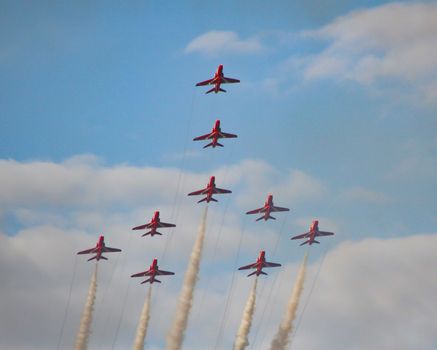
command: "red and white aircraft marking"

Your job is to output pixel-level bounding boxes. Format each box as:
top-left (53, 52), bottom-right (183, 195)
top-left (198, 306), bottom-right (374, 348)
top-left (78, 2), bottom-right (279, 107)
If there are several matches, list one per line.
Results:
top-left (77, 235), bottom-right (121, 261)
top-left (188, 176), bottom-right (232, 203)
top-left (246, 194), bottom-right (290, 221)
top-left (193, 119), bottom-right (237, 148)
top-left (195, 64), bottom-right (240, 94)
top-left (238, 251), bottom-right (281, 277)
top-left (291, 220), bottom-right (334, 246)
top-left (131, 258), bottom-right (175, 284)
top-left (132, 211), bottom-right (176, 237)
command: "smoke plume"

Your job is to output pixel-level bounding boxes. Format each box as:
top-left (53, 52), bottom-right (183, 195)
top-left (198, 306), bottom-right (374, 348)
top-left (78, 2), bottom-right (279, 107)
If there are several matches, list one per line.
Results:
top-left (74, 263), bottom-right (98, 350)
top-left (233, 278), bottom-right (258, 350)
top-left (132, 285), bottom-right (153, 350)
top-left (165, 206), bottom-right (208, 350)
top-left (269, 253), bottom-right (308, 350)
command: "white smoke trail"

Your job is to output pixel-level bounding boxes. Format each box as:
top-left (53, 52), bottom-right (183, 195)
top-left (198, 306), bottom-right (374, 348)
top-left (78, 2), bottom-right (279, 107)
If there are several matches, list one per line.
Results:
top-left (165, 206), bottom-right (208, 350)
top-left (74, 263), bottom-right (98, 350)
top-left (269, 253), bottom-right (308, 350)
top-left (233, 278), bottom-right (258, 350)
top-left (132, 285), bottom-right (153, 350)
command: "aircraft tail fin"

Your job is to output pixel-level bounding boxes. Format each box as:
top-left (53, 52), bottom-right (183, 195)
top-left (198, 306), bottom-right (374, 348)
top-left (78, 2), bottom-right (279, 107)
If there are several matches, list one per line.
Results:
top-left (300, 240), bottom-right (310, 246)
top-left (206, 87), bottom-right (215, 94)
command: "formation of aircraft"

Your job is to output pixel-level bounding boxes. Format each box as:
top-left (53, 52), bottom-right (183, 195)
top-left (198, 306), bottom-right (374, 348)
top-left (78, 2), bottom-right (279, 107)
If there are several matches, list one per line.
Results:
top-left (246, 194), bottom-right (290, 221)
top-left (132, 211), bottom-right (176, 237)
top-left (76, 65), bottom-right (336, 290)
top-left (77, 235), bottom-right (121, 261)
top-left (188, 176), bottom-right (232, 203)
top-left (131, 258), bottom-right (175, 284)
top-left (291, 220), bottom-right (335, 246)
top-left (238, 251), bottom-right (281, 277)
top-left (193, 119), bottom-right (237, 148)
top-left (196, 64), bottom-right (240, 94)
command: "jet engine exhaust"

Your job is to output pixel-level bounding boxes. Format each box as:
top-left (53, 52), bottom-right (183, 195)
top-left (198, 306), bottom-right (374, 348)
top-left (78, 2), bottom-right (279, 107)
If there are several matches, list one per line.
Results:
top-left (269, 253), bottom-right (308, 350)
top-left (132, 285), bottom-right (152, 350)
top-left (165, 206), bottom-right (208, 350)
top-left (74, 263), bottom-right (98, 350)
top-left (233, 277), bottom-right (258, 350)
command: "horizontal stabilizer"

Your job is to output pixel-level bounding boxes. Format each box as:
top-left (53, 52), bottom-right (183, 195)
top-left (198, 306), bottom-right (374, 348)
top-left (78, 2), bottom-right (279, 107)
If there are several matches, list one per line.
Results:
top-left (219, 88), bottom-right (226, 92)
top-left (247, 271), bottom-right (257, 277)
top-left (259, 271), bottom-right (267, 275)
top-left (215, 142), bottom-right (224, 147)
top-left (87, 256), bottom-right (97, 261)
top-left (256, 216), bottom-right (265, 222)
top-left (300, 240), bottom-right (310, 246)
top-left (210, 197), bottom-right (218, 202)
top-left (198, 197), bottom-right (207, 203)
top-left (268, 215), bottom-right (276, 220)
top-left (100, 256), bottom-right (108, 260)
top-left (312, 240), bottom-right (320, 244)
top-left (142, 231), bottom-right (162, 237)
top-left (206, 87), bottom-right (215, 94)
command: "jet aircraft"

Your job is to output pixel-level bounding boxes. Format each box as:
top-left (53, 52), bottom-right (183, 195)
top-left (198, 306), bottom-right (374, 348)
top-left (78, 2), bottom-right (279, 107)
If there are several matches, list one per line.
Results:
top-left (238, 251), bottom-right (281, 277)
top-left (132, 211), bottom-right (176, 237)
top-left (291, 220), bottom-right (334, 246)
top-left (77, 235), bottom-right (121, 261)
top-left (193, 119), bottom-right (237, 148)
top-left (246, 194), bottom-right (290, 221)
top-left (131, 258), bottom-right (175, 284)
top-left (196, 64), bottom-right (240, 94)
top-left (188, 176), bottom-right (231, 203)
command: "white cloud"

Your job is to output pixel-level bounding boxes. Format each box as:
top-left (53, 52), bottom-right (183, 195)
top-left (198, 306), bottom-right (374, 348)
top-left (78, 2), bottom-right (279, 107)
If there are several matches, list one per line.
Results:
top-left (291, 2), bottom-right (437, 102)
top-left (185, 30), bottom-right (263, 56)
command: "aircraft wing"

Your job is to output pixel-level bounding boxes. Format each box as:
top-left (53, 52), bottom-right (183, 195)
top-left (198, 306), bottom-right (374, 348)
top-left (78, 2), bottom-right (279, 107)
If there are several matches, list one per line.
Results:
top-left (157, 222), bottom-right (176, 228)
top-left (291, 232), bottom-right (310, 240)
top-left (132, 223), bottom-right (151, 230)
top-left (102, 246), bottom-right (122, 253)
top-left (196, 78), bottom-right (215, 86)
top-left (219, 132), bottom-right (238, 139)
top-left (193, 133), bottom-right (212, 141)
top-left (222, 76), bottom-right (240, 84)
top-left (316, 231), bottom-right (334, 237)
top-left (271, 206), bottom-right (290, 212)
top-left (213, 187), bottom-right (232, 194)
top-left (188, 188), bottom-right (208, 196)
top-left (77, 247), bottom-right (97, 255)
top-left (131, 270), bottom-right (152, 278)
top-left (156, 269), bottom-right (175, 276)
top-left (246, 207), bottom-right (266, 215)
top-left (263, 261), bottom-right (281, 268)
top-left (238, 262), bottom-right (258, 270)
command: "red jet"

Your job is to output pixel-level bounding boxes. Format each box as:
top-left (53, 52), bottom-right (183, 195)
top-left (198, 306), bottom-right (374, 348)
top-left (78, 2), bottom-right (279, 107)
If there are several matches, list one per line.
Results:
top-left (131, 258), bottom-right (175, 284)
top-left (77, 235), bottom-right (121, 261)
top-left (132, 211), bottom-right (176, 237)
top-left (193, 120), bottom-right (237, 148)
top-left (238, 251), bottom-right (281, 277)
top-left (291, 220), bottom-right (334, 246)
top-left (246, 194), bottom-right (290, 221)
top-left (196, 64), bottom-right (240, 94)
top-left (188, 176), bottom-right (232, 203)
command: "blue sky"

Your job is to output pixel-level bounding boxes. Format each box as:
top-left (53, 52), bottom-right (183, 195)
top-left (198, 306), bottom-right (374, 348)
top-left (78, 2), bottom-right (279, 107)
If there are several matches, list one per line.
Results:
top-left (1, 1), bottom-right (437, 350)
